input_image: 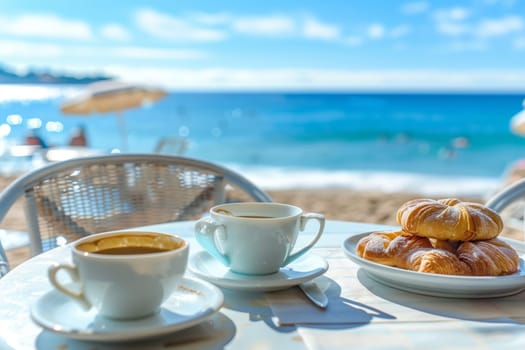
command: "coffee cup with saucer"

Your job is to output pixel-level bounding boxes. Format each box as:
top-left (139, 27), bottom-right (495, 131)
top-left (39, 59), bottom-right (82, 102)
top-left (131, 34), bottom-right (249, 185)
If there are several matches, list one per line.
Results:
top-left (30, 231), bottom-right (224, 342)
top-left (191, 203), bottom-right (329, 291)
top-left (48, 231), bottom-right (189, 319)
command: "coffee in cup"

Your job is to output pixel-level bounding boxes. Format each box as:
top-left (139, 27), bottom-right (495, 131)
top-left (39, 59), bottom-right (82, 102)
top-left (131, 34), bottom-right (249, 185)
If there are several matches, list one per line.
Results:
top-left (195, 202), bottom-right (325, 275)
top-left (48, 231), bottom-right (188, 319)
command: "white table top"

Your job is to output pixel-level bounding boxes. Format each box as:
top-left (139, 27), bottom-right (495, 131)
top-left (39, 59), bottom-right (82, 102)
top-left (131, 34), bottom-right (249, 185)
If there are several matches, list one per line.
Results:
top-left (0, 220), bottom-right (524, 350)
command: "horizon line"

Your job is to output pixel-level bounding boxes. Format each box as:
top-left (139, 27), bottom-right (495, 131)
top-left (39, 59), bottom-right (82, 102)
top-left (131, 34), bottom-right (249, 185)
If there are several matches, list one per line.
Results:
top-left (2, 83), bottom-right (525, 96)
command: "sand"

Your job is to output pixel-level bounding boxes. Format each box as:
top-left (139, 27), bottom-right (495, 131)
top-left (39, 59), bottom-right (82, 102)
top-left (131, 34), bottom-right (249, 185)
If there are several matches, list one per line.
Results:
top-left (1, 176), bottom-right (522, 269)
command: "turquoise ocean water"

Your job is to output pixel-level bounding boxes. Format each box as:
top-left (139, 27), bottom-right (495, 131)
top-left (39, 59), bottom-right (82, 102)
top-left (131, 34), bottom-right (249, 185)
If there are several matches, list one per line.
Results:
top-left (1, 85), bottom-right (524, 198)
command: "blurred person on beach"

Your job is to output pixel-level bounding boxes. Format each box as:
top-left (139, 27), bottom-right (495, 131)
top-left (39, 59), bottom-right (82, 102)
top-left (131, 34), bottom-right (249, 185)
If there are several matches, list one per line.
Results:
top-left (24, 130), bottom-right (48, 148)
top-left (68, 125), bottom-right (88, 147)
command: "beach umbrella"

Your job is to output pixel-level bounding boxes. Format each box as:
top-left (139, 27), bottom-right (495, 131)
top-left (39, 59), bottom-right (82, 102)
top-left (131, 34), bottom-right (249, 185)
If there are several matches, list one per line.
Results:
top-left (511, 110), bottom-right (525, 136)
top-left (60, 80), bottom-right (167, 151)
top-left (510, 99), bottom-right (525, 136)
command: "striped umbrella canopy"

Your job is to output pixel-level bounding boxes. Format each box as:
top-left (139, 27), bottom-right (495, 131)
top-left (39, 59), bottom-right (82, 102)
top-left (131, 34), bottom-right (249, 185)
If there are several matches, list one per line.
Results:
top-left (60, 80), bottom-right (167, 151)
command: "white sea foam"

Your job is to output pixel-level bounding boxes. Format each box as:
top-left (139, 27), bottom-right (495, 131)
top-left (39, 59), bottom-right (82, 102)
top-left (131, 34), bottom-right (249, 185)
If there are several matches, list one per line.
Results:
top-left (228, 164), bottom-right (502, 199)
top-left (0, 157), bottom-right (502, 200)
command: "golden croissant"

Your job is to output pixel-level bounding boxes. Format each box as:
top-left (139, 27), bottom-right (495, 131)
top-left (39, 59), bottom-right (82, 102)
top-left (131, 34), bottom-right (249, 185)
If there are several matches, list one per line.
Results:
top-left (396, 198), bottom-right (503, 241)
top-left (356, 230), bottom-right (519, 276)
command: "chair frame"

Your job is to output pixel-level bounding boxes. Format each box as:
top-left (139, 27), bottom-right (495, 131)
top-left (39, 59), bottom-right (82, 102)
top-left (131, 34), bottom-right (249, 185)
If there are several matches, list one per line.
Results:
top-left (485, 177), bottom-right (525, 213)
top-left (0, 154), bottom-right (272, 256)
top-left (0, 242), bottom-right (8, 276)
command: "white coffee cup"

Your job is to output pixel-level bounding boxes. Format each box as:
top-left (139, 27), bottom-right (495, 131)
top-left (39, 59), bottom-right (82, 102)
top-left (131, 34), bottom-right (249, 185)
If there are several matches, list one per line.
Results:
top-left (48, 231), bottom-right (189, 319)
top-left (194, 202), bottom-right (325, 275)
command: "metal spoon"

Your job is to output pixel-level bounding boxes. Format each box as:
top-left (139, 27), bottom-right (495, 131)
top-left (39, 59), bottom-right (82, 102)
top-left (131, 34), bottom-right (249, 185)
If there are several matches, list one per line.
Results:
top-left (298, 280), bottom-right (328, 308)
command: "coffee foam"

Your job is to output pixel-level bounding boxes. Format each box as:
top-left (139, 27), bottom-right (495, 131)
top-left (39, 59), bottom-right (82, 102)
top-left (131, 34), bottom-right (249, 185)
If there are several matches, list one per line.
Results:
top-left (76, 232), bottom-right (185, 253)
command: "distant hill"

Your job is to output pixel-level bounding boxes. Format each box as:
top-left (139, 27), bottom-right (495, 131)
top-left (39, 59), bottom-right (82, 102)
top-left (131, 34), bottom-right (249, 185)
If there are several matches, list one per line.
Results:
top-left (0, 63), bottom-right (113, 84)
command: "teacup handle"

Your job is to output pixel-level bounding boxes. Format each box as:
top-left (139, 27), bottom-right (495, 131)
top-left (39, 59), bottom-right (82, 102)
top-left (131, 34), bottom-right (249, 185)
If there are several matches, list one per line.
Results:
top-left (283, 213), bottom-right (325, 266)
top-left (48, 263), bottom-right (91, 310)
top-left (194, 217), bottom-right (230, 266)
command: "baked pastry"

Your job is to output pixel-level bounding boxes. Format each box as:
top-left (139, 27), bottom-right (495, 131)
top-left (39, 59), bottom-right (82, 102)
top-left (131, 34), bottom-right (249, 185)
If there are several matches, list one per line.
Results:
top-left (457, 239), bottom-right (520, 276)
top-left (396, 198), bottom-right (503, 241)
top-left (356, 230), bottom-right (519, 276)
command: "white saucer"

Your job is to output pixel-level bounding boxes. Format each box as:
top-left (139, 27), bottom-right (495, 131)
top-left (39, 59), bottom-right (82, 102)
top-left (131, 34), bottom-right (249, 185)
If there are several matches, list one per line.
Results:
top-left (343, 232), bottom-right (525, 298)
top-left (188, 251), bottom-right (328, 292)
top-left (30, 277), bottom-right (224, 342)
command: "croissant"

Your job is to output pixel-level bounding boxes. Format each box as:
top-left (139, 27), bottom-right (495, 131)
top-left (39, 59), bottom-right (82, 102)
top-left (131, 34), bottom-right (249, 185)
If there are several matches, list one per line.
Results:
top-left (356, 231), bottom-right (519, 276)
top-left (396, 198), bottom-right (503, 241)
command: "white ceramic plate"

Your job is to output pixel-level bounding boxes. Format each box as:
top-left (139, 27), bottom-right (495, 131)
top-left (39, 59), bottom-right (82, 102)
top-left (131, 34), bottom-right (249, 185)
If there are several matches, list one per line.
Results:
top-left (30, 277), bottom-right (224, 342)
top-left (342, 232), bottom-right (525, 298)
top-left (188, 251), bottom-right (328, 292)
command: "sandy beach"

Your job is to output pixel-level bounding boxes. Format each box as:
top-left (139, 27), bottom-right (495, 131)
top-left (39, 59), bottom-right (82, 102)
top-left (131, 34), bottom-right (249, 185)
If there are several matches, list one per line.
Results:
top-left (1, 173), bottom-right (522, 269)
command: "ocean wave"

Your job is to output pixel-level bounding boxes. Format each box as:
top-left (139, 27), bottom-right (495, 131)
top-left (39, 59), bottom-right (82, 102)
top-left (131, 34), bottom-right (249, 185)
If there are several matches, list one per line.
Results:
top-left (228, 164), bottom-right (502, 199)
top-left (0, 155), bottom-right (503, 200)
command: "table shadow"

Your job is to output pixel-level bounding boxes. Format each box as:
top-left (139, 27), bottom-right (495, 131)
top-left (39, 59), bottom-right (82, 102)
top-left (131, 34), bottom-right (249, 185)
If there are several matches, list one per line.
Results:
top-left (290, 275), bottom-right (395, 330)
top-left (357, 269), bottom-right (525, 325)
top-left (219, 288), bottom-right (298, 333)
top-left (223, 275), bottom-right (395, 331)
top-left (35, 312), bottom-right (236, 350)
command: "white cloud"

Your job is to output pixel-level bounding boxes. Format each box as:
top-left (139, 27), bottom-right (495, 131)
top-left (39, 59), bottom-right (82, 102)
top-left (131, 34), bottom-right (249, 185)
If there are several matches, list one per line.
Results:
top-left (134, 9), bottom-right (410, 46)
top-left (436, 21), bottom-right (470, 36)
top-left (0, 39), bottom-right (206, 61)
top-left (302, 16), bottom-right (340, 40)
top-left (401, 1), bottom-right (430, 15)
top-left (101, 24), bottom-right (131, 41)
top-left (368, 23), bottom-right (385, 39)
top-left (434, 7), bottom-right (470, 22)
top-left (445, 7), bottom-right (471, 21)
top-left (433, 7), bottom-right (471, 36)
top-left (110, 47), bottom-right (206, 60)
top-left (434, 7), bottom-right (524, 44)
top-left (232, 15), bottom-right (295, 36)
top-left (136, 10), bottom-right (342, 42)
top-left (0, 13), bottom-right (93, 40)
top-left (102, 66), bottom-right (525, 92)
top-left (434, 8), bottom-right (473, 37)
top-left (135, 8), bottom-right (226, 41)
top-left (191, 12), bottom-right (231, 25)
top-left (342, 23), bottom-right (409, 46)
top-left (0, 40), bottom-right (64, 58)
top-left (475, 16), bottom-right (524, 37)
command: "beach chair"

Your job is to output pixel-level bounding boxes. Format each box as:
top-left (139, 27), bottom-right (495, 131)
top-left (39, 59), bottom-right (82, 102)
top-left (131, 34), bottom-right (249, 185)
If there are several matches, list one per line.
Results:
top-left (486, 177), bottom-right (525, 238)
top-left (0, 241), bottom-right (8, 277)
top-left (0, 154), bottom-right (272, 257)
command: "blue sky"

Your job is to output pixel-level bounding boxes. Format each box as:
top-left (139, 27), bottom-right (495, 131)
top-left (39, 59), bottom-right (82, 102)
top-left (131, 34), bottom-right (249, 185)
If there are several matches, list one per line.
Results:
top-left (0, 0), bottom-right (524, 91)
